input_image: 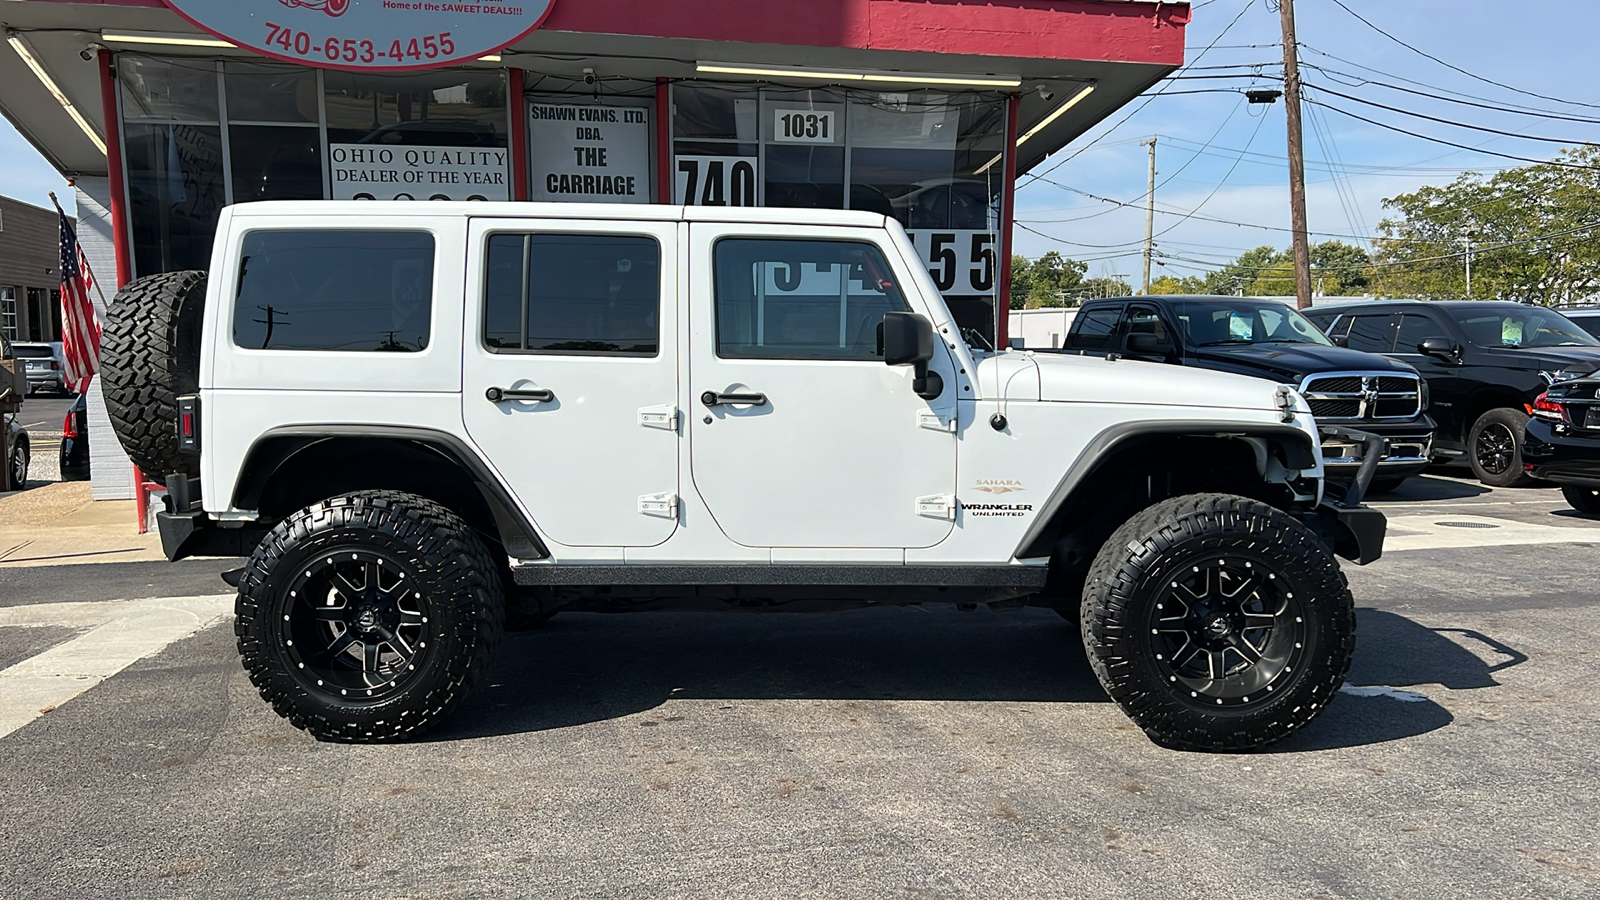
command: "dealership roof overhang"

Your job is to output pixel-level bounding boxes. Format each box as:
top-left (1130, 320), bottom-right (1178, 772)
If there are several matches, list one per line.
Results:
top-left (0, 0), bottom-right (1188, 179)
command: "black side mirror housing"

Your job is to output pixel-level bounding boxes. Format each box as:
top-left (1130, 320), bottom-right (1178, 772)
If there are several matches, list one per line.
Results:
top-left (1126, 332), bottom-right (1173, 357)
top-left (881, 311), bottom-right (943, 400)
top-left (1330, 333), bottom-right (1349, 348)
top-left (1419, 336), bottom-right (1461, 364)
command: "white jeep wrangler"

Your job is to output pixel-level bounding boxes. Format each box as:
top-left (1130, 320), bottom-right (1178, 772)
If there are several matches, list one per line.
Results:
top-left (101, 201), bottom-right (1384, 751)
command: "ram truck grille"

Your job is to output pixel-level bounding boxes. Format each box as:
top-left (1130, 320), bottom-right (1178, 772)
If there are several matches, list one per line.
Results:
top-left (1301, 372), bottom-right (1422, 422)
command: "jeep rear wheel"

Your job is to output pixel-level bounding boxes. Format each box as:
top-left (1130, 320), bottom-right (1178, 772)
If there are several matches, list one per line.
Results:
top-left (235, 490), bottom-right (504, 742)
top-left (1081, 493), bottom-right (1355, 752)
top-left (100, 270), bottom-right (207, 480)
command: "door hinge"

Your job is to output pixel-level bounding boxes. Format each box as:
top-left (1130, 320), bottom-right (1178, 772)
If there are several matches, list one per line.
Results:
top-left (916, 493), bottom-right (956, 520)
top-left (639, 492), bottom-right (679, 519)
top-left (918, 410), bottom-right (956, 432)
top-left (639, 405), bottom-right (679, 431)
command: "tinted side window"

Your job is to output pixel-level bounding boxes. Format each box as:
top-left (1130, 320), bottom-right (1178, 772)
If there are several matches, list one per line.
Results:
top-left (233, 230), bottom-right (434, 352)
top-left (1394, 313), bottom-right (1447, 354)
top-left (1303, 312), bottom-right (1338, 332)
top-left (484, 234), bottom-right (660, 355)
top-left (1344, 314), bottom-right (1398, 353)
top-left (1123, 305), bottom-right (1172, 349)
top-left (1068, 306), bottom-right (1122, 351)
top-left (714, 238), bottom-right (908, 360)
top-left (1572, 314), bottom-right (1600, 340)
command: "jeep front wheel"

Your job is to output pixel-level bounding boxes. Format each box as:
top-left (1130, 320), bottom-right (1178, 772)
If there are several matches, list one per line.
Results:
top-left (1081, 493), bottom-right (1355, 752)
top-left (235, 490), bottom-right (504, 742)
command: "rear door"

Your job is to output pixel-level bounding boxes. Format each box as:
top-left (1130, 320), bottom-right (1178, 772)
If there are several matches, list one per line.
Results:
top-left (685, 222), bottom-right (957, 549)
top-left (462, 217), bottom-right (681, 548)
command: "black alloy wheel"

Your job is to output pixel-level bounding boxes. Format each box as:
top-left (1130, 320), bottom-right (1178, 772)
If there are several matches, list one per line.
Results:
top-left (1149, 558), bottom-right (1308, 707)
top-left (236, 490), bottom-right (504, 742)
top-left (9, 438), bottom-right (27, 490)
top-left (1082, 493), bottom-right (1355, 752)
top-left (281, 549), bottom-right (433, 701)
top-left (1467, 408), bottom-right (1537, 487)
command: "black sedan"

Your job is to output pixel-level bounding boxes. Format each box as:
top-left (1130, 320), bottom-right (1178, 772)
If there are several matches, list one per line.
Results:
top-left (60, 394), bottom-right (90, 481)
top-left (1523, 376), bottom-right (1600, 514)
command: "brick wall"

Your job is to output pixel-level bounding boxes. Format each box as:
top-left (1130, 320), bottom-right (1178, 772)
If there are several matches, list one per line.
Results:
top-left (74, 179), bottom-right (136, 502)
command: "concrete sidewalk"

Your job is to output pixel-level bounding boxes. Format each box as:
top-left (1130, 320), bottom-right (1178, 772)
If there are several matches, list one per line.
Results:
top-left (0, 483), bottom-right (162, 568)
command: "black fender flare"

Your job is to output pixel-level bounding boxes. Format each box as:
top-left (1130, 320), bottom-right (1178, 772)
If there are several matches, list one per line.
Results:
top-left (1013, 420), bottom-right (1320, 560)
top-left (231, 425), bottom-right (548, 559)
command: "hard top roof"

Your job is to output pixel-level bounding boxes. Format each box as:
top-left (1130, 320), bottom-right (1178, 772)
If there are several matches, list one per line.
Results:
top-left (222, 201), bottom-right (894, 229)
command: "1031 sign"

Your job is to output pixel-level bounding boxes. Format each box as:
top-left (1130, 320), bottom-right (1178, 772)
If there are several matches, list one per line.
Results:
top-left (908, 230), bottom-right (997, 295)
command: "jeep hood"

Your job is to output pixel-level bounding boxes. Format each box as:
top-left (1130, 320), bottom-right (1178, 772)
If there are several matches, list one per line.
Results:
top-left (976, 351), bottom-right (1290, 411)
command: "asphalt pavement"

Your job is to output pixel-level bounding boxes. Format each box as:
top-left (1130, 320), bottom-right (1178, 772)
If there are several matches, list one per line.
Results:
top-left (1, 474), bottom-right (1597, 899)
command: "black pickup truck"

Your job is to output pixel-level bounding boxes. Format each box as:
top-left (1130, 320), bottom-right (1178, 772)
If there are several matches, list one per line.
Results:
top-left (1305, 300), bottom-right (1600, 487)
top-left (1056, 295), bottom-right (1436, 491)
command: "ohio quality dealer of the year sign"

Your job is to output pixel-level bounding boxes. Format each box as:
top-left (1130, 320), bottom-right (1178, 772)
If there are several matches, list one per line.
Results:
top-left (160, 0), bottom-right (555, 71)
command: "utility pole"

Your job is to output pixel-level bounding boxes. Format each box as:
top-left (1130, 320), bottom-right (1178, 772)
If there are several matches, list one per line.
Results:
top-left (1462, 224), bottom-right (1476, 298)
top-left (1141, 137), bottom-right (1157, 294)
top-left (1279, 0), bottom-right (1312, 310)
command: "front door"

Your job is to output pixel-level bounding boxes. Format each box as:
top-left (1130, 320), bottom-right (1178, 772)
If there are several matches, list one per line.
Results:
top-left (462, 218), bottom-right (680, 548)
top-left (686, 223), bottom-right (957, 549)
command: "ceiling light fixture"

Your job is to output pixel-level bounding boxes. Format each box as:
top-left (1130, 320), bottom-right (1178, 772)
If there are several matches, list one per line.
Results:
top-left (696, 62), bottom-right (1021, 89)
top-left (101, 30), bottom-right (235, 49)
top-left (974, 83), bottom-right (1097, 175)
top-left (6, 31), bottom-right (106, 155)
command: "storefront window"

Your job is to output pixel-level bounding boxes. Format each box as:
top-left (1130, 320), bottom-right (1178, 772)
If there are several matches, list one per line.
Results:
top-left (119, 56), bottom-right (219, 122)
top-left (673, 82), bottom-right (1007, 339)
top-left (124, 122), bottom-right (226, 276)
top-left (0, 287), bottom-right (16, 341)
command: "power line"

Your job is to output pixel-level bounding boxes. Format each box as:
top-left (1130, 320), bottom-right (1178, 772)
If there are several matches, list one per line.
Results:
top-left (1298, 44), bottom-right (1592, 121)
top-left (1307, 82), bottom-right (1600, 146)
top-left (1303, 63), bottom-right (1600, 126)
top-left (1306, 100), bottom-right (1600, 170)
top-left (1325, 0), bottom-right (1600, 112)
top-left (1149, 103), bottom-right (1273, 241)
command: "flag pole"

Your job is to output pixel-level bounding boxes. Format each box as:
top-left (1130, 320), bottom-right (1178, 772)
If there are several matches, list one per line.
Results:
top-left (47, 191), bottom-right (109, 308)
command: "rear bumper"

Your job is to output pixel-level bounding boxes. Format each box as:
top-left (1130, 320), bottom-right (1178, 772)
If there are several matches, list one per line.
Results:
top-left (1523, 418), bottom-right (1600, 487)
top-left (155, 475), bottom-right (261, 560)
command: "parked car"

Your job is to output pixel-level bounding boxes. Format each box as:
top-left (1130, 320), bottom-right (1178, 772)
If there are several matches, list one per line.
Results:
top-left (96, 200), bottom-right (1387, 751)
top-left (1306, 301), bottom-right (1600, 487)
top-left (1561, 306), bottom-right (1600, 340)
top-left (12, 342), bottom-right (66, 395)
top-left (60, 393), bottom-right (90, 481)
top-left (1523, 376), bottom-right (1600, 514)
top-left (1, 334), bottom-right (29, 491)
top-left (1058, 295), bottom-right (1435, 492)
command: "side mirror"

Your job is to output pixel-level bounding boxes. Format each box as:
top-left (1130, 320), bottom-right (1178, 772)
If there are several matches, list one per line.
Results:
top-left (1127, 333), bottom-right (1173, 357)
top-left (1419, 336), bottom-right (1461, 364)
top-left (880, 311), bottom-right (943, 400)
top-left (1330, 333), bottom-right (1349, 348)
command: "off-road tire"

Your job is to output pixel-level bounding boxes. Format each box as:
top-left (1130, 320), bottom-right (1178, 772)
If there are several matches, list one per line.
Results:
top-left (235, 490), bottom-right (504, 742)
top-left (1081, 493), bottom-right (1355, 752)
top-left (1562, 485), bottom-right (1600, 515)
top-left (100, 270), bottom-right (207, 480)
top-left (1467, 407), bottom-right (1536, 488)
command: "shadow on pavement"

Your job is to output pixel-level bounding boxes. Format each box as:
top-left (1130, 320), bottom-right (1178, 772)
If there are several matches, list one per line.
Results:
top-left (437, 605), bottom-right (1526, 753)
top-left (1275, 608), bottom-right (1525, 753)
top-left (1382, 473), bottom-right (1494, 501)
top-left (436, 607), bottom-right (1105, 740)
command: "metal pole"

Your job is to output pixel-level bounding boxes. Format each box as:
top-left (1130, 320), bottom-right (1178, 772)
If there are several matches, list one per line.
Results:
top-left (1279, 0), bottom-right (1312, 310)
top-left (1141, 137), bottom-right (1156, 294)
top-left (1463, 225), bottom-right (1475, 298)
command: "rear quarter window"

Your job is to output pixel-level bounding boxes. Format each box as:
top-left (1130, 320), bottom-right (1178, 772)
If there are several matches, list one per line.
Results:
top-left (232, 230), bottom-right (435, 352)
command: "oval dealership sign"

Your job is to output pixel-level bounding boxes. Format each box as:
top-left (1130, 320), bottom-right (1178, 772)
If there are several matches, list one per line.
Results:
top-left (161, 0), bottom-right (554, 71)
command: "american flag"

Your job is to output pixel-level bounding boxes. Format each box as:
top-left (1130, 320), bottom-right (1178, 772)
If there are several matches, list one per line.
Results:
top-left (56, 203), bottom-right (101, 394)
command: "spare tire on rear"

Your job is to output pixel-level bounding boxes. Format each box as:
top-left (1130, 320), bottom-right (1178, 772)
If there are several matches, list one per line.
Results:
top-left (100, 270), bottom-right (207, 481)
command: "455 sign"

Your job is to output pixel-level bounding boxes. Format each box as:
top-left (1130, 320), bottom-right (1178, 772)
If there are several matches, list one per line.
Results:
top-left (161, 0), bottom-right (556, 71)
top-left (907, 230), bottom-right (998, 297)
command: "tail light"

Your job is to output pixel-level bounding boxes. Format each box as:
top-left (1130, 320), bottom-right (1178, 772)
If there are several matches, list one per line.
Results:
top-left (62, 410), bottom-right (80, 438)
top-left (49, 360), bottom-right (60, 370)
top-left (177, 394), bottom-right (200, 451)
top-left (1532, 391), bottom-right (1570, 423)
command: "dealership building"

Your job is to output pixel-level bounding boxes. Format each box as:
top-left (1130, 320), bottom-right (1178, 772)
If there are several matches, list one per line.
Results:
top-left (0, 0), bottom-right (1188, 499)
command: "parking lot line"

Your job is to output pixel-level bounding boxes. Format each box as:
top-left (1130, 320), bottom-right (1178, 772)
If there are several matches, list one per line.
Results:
top-left (0, 595), bottom-right (232, 740)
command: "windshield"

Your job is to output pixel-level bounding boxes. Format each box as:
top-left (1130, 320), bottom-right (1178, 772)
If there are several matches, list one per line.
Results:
top-left (1167, 300), bottom-right (1333, 347)
top-left (1452, 307), bottom-right (1600, 349)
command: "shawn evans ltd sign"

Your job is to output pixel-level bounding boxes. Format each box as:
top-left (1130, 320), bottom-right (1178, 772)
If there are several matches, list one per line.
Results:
top-left (161, 0), bottom-right (555, 71)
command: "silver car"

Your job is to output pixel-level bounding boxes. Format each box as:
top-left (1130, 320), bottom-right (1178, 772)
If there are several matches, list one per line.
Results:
top-left (11, 342), bottom-right (66, 395)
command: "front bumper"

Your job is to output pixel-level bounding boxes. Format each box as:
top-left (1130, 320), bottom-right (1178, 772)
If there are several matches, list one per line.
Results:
top-left (1317, 416), bottom-right (1435, 476)
top-left (1303, 424), bottom-right (1388, 565)
top-left (1523, 417), bottom-right (1600, 487)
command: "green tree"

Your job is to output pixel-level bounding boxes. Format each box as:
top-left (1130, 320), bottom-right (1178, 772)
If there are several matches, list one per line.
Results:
top-left (1149, 274), bottom-right (1208, 295)
top-left (1009, 251), bottom-right (1089, 308)
top-left (1372, 145), bottom-right (1600, 304)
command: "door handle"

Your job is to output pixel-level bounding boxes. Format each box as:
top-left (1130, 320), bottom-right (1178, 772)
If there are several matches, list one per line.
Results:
top-left (486, 386), bottom-right (555, 403)
top-left (700, 390), bottom-right (767, 408)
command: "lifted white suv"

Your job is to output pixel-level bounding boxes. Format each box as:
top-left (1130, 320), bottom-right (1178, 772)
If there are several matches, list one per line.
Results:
top-left (102, 201), bottom-right (1384, 751)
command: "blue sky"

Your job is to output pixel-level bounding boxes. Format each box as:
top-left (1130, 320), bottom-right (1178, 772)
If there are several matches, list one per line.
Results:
top-left (4, 1), bottom-right (1594, 280)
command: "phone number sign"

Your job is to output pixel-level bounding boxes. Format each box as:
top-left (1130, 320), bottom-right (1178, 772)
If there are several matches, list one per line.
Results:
top-left (160, 0), bottom-right (554, 71)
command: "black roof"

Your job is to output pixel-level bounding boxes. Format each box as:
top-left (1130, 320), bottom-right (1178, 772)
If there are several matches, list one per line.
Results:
top-left (1308, 299), bottom-right (1554, 313)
